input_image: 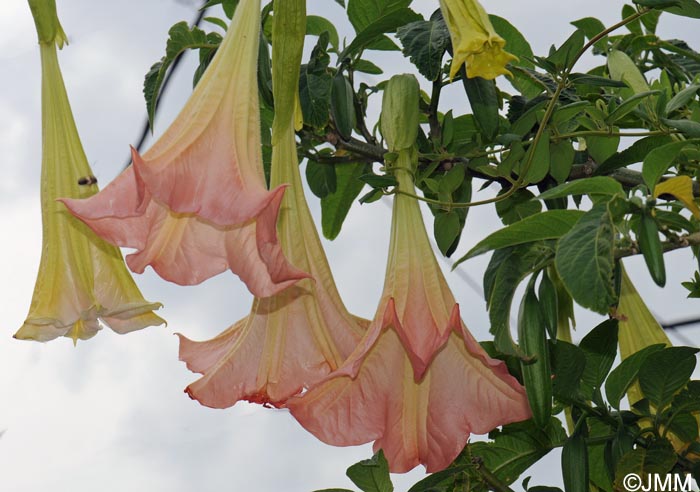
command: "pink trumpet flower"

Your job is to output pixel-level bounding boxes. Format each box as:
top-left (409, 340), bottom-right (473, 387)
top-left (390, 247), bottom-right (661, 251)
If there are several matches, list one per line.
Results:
top-left (17, 0), bottom-right (164, 344)
top-left (61, 0), bottom-right (307, 296)
top-left (287, 75), bottom-right (530, 473)
top-left (177, 0), bottom-right (365, 408)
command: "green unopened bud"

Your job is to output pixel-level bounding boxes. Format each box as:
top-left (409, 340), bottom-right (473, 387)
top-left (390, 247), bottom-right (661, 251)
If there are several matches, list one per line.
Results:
top-left (380, 74), bottom-right (420, 153)
top-left (28, 0), bottom-right (68, 48)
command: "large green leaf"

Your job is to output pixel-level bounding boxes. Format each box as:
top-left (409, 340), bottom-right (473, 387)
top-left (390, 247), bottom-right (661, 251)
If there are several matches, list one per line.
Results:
top-left (550, 340), bottom-right (587, 401)
top-left (555, 203), bottom-right (617, 314)
top-left (396, 13), bottom-right (450, 81)
top-left (469, 419), bottom-right (567, 485)
top-left (299, 34), bottom-right (333, 128)
top-left (605, 344), bottom-right (666, 409)
top-left (321, 163), bottom-right (369, 240)
top-left (341, 8), bottom-right (422, 59)
top-left (463, 76), bottom-right (500, 141)
top-left (638, 346), bottom-right (699, 408)
top-left (578, 319), bottom-right (619, 399)
top-left (456, 210), bottom-right (584, 263)
top-left (483, 242), bottom-right (556, 355)
top-left (346, 451), bottom-right (393, 492)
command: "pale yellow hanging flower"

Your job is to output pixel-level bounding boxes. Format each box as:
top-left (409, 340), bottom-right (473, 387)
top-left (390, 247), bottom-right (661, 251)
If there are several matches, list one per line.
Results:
top-left (16, 0), bottom-right (164, 344)
top-left (439, 0), bottom-right (517, 80)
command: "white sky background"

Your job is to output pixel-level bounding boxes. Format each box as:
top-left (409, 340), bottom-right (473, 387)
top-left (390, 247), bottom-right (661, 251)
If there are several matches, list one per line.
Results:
top-left (0, 1), bottom-right (699, 491)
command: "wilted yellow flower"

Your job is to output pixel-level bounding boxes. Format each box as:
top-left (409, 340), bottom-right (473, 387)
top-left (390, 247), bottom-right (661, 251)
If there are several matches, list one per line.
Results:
top-left (439, 0), bottom-right (517, 80)
top-left (16, 1), bottom-right (164, 344)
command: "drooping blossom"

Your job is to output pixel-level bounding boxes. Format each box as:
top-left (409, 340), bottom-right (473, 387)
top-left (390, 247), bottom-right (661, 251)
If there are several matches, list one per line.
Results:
top-left (17, 0), bottom-right (164, 344)
top-left (439, 0), bottom-right (517, 80)
top-left (616, 265), bottom-right (700, 459)
top-left (61, 0), bottom-right (307, 297)
top-left (287, 75), bottom-right (531, 473)
top-left (178, 0), bottom-right (365, 408)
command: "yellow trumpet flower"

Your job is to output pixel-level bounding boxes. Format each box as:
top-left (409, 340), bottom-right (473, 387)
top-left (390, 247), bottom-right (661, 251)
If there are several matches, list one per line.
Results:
top-left (439, 0), bottom-right (517, 80)
top-left (17, 0), bottom-right (164, 343)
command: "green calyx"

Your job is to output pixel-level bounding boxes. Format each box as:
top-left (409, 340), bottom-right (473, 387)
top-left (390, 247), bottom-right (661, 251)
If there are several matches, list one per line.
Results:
top-left (28, 0), bottom-right (68, 48)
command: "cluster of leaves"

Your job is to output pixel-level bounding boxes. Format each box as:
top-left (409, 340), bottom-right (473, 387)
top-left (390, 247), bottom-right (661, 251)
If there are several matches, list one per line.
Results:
top-left (142, 0), bottom-right (700, 490)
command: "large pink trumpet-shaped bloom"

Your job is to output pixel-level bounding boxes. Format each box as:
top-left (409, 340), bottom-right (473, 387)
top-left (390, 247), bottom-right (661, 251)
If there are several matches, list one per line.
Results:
top-left (61, 0), bottom-right (307, 296)
top-left (17, 3), bottom-right (164, 343)
top-left (177, 0), bottom-right (365, 408)
top-left (287, 75), bottom-right (530, 473)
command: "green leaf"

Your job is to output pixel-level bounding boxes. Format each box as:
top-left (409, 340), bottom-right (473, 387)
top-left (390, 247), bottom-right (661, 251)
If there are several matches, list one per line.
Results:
top-left (568, 73), bottom-right (626, 87)
top-left (347, 0), bottom-right (410, 32)
top-left (608, 50), bottom-right (650, 94)
top-left (489, 15), bottom-right (539, 98)
top-left (578, 319), bottom-right (619, 398)
top-left (346, 451), bottom-right (393, 492)
top-left (396, 14), bottom-right (450, 81)
top-left (537, 177), bottom-right (624, 200)
top-left (614, 440), bottom-right (677, 488)
top-left (406, 466), bottom-right (471, 492)
top-left (341, 8), bottom-right (422, 59)
top-left (555, 203), bottom-right (617, 314)
top-left (496, 189), bottom-right (542, 225)
top-left (665, 83), bottom-right (700, 114)
top-left (359, 173), bottom-right (398, 188)
top-left (322, 163), bottom-right (368, 240)
top-left (462, 76), bottom-right (500, 141)
top-left (483, 242), bottom-right (556, 355)
top-left (521, 132), bottom-right (551, 184)
top-left (306, 15), bottom-right (340, 51)
top-left (594, 136), bottom-right (674, 175)
top-left (641, 140), bottom-right (700, 190)
top-left (550, 139), bottom-right (576, 184)
top-left (550, 340), bottom-right (586, 400)
top-left (353, 59), bottom-right (384, 74)
top-left (548, 30), bottom-right (586, 71)
top-left (469, 419), bottom-right (567, 485)
top-left (587, 132), bottom-right (620, 164)
top-left (606, 90), bottom-right (659, 124)
top-left (299, 34), bottom-right (333, 128)
top-left (434, 211), bottom-right (461, 256)
top-left (638, 346), bottom-right (699, 408)
top-left (605, 344), bottom-right (666, 409)
top-left (666, 411), bottom-right (699, 442)
top-left (660, 117), bottom-right (700, 137)
top-left (670, 380), bottom-right (700, 414)
top-left (306, 160), bottom-right (337, 198)
top-left (143, 21), bottom-right (217, 129)
top-left (570, 17), bottom-right (607, 51)
top-left (457, 210), bottom-right (584, 263)
top-left (666, 0), bottom-right (700, 18)
top-left (202, 0), bottom-right (239, 19)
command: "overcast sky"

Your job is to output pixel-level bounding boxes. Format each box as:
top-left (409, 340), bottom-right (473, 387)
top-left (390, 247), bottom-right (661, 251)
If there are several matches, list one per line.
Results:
top-left (0, 1), bottom-right (698, 491)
